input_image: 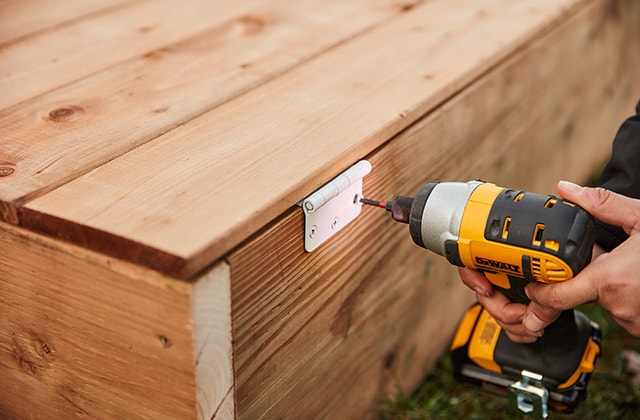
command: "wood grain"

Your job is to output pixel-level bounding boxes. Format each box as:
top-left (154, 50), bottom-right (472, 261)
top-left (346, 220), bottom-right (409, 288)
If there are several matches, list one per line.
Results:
top-left (0, 221), bottom-right (198, 419)
top-left (0, 0), bottom-right (138, 45)
top-left (0, 0), bottom-right (273, 111)
top-left (21, 0), bottom-right (615, 280)
top-left (230, 207), bottom-right (470, 418)
top-left (192, 262), bottom-right (234, 419)
top-left (2, 1), bottom-right (638, 418)
top-left (228, 1), bottom-right (640, 416)
top-left (1, 0), bottom-right (418, 222)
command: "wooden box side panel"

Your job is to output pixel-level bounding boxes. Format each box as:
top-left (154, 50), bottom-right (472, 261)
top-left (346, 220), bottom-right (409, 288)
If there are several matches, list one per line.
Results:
top-left (0, 223), bottom-right (197, 419)
top-left (230, 209), bottom-right (469, 419)
top-left (229, 0), bottom-right (640, 418)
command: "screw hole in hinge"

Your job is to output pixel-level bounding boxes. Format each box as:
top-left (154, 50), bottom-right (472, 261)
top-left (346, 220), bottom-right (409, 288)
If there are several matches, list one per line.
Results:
top-left (300, 160), bottom-right (371, 252)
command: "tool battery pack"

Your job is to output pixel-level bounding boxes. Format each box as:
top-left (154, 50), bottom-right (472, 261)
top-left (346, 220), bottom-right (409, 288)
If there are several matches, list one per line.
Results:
top-left (450, 303), bottom-right (601, 416)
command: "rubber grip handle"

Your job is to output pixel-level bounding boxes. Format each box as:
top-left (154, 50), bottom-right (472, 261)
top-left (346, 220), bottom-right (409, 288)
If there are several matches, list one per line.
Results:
top-left (486, 273), bottom-right (529, 304)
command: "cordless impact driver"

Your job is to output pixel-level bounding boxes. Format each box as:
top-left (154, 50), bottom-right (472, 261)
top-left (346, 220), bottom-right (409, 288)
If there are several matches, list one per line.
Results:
top-left (361, 180), bottom-right (601, 418)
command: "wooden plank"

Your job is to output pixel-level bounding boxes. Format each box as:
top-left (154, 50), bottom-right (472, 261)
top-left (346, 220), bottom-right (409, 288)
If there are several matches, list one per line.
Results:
top-left (230, 207), bottom-right (471, 419)
top-left (0, 221), bottom-right (198, 418)
top-left (22, 0), bottom-right (636, 280)
top-left (0, 0), bottom-right (138, 45)
top-left (192, 262), bottom-right (234, 419)
top-left (1, 0), bottom-right (418, 223)
top-left (228, 0), bottom-right (640, 416)
top-left (0, 0), bottom-right (275, 111)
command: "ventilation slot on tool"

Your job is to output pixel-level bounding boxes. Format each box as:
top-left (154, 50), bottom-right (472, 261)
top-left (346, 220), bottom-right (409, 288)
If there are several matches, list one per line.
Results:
top-left (544, 260), bottom-right (569, 281)
top-left (531, 257), bottom-right (570, 282)
top-left (544, 239), bottom-right (559, 251)
top-left (531, 257), bottom-right (543, 281)
top-left (502, 217), bottom-right (511, 239)
top-left (532, 224), bottom-right (544, 246)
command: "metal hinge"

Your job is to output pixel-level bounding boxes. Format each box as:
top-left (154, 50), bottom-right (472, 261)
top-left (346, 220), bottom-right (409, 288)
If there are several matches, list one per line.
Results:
top-left (299, 160), bottom-right (371, 252)
top-left (508, 370), bottom-right (549, 419)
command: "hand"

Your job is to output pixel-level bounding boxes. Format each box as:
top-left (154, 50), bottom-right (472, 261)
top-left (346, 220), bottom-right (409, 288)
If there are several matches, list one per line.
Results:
top-left (458, 267), bottom-right (539, 342)
top-left (458, 180), bottom-right (640, 342)
top-left (523, 181), bottom-right (640, 337)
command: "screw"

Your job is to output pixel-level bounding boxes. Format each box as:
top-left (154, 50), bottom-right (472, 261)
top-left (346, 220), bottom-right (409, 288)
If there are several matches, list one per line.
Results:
top-left (310, 225), bottom-right (317, 238)
top-left (331, 217), bottom-right (339, 230)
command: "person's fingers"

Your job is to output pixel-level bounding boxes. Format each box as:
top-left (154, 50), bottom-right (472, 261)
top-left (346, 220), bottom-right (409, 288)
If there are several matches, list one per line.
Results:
top-left (492, 317), bottom-right (539, 343)
top-left (523, 259), bottom-right (602, 333)
top-left (612, 316), bottom-right (640, 337)
top-left (458, 267), bottom-right (493, 297)
top-left (459, 268), bottom-right (541, 341)
top-left (476, 289), bottom-right (527, 326)
top-left (592, 243), bottom-right (606, 260)
top-left (504, 330), bottom-right (539, 344)
top-left (557, 181), bottom-right (640, 235)
top-left (458, 268), bottom-right (535, 341)
top-left (521, 301), bottom-right (561, 335)
top-left (525, 255), bottom-right (601, 309)
top-left (474, 292), bottom-right (539, 343)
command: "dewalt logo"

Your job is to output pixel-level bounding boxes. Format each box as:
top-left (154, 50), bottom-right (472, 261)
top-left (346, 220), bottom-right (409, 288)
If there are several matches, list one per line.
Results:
top-left (475, 256), bottom-right (521, 274)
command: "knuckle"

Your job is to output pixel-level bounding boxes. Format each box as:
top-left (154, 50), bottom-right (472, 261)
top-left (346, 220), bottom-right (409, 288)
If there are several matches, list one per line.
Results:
top-left (598, 278), bottom-right (618, 295)
top-left (633, 210), bottom-right (640, 234)
top-left (484, 307), bottom-right (507, 324)
top-left (541, 286), bottom-right (565, 310)
top-left (590, 187), bottom-right (613, 209)
top-left (613, 316), bottom-right (640, 337)
top-left (610, 306), bottom-right (635, 323)
top-left (629, 325), bottom-right (640, 338)
top-left (483, 304), bottom-right (518, 325)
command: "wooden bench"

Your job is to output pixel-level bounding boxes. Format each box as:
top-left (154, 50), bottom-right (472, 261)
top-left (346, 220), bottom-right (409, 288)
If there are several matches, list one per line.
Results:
top-left (1, 0), bottom-right (638, 417)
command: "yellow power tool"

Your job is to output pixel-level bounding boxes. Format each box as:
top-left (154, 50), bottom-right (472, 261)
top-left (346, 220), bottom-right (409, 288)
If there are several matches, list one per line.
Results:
top-left (361, 180), bottom-right (601, 418)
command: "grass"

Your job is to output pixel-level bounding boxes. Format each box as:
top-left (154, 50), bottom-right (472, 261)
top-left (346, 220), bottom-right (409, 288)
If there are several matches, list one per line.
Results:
top-left (377, 303), bottom-right (640, 419)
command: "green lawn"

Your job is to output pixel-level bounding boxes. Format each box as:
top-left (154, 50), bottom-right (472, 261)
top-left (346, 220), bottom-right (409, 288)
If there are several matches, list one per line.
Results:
top-left (377, 303), bottom-right (640, 419)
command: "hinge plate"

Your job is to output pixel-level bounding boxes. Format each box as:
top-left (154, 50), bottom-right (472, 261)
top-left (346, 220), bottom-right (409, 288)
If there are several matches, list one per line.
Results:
top-left (300, 160), bottom-right (371, 252)
top-left (508, 370), bottom-right (549, 419)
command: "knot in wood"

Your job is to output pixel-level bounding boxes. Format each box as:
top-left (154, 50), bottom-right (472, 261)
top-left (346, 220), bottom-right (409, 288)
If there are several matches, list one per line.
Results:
top-left (159, 335), bottom-right (172, 349)
top-left (49, 106), bottom-right (82, 122)
top-left (0, 166), bottom-right (15, 177)
top-left (238, 15), bottom-right (266, 34)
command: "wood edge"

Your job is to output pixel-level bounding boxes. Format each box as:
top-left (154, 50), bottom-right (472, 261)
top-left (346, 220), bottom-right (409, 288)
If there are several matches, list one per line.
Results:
top-left (19, 205), bottom-right (191, 279)
top-left (210, 386), bottom-right (235, 420)
top-left (0, 218), bottom-right (191, 294)
top-left (192, 261), bottom-right (235, 419)
top-left (0, 199), bottom-right (19, 225)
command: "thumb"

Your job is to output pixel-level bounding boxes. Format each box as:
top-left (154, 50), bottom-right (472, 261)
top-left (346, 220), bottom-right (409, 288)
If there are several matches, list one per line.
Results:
top-left (522, 272), bottom-right (599, 333)
top-left (557, 181), bottom-right (640, 235)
